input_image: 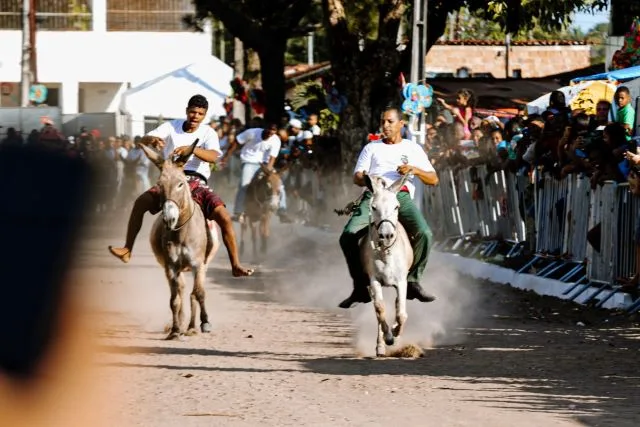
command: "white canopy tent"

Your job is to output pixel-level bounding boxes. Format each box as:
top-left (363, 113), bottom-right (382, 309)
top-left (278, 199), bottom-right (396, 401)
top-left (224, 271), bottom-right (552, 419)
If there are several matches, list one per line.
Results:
top-left (120, 56), bottom-right (233, 135)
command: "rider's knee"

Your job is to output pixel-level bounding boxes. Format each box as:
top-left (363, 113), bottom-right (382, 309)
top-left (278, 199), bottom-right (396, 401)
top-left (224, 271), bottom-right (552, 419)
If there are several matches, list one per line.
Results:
top-left (134, 191), bottom-right (156, 213)
top-left (339, 230), bottom-right (356, 248)
top-left (414, 227), bottom-right (431, 242)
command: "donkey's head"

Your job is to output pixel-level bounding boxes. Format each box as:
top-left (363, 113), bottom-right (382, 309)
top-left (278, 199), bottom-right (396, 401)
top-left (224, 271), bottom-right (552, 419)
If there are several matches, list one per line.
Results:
top-left (140, 139), bottom-right (199, 230)
top-left (255, 164), bottom-right (282, 212)
top-left (365, 174), bottom-right (409, 249)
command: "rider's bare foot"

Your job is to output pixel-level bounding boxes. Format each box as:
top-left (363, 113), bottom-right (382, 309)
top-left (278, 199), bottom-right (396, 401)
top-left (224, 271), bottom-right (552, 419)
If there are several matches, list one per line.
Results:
top-left (232, 265), bottom-right (254, 277)
top-left (108, 246), bottom-right (131, 263)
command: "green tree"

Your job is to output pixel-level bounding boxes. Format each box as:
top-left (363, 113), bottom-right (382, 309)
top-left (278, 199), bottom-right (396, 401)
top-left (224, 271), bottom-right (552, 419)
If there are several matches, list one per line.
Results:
top-left (188, 0), bottom-right (314, 123)
top-left (585, 22), bottom-right (608, 64)
top-left (322, 0), bottom-right (610, 170)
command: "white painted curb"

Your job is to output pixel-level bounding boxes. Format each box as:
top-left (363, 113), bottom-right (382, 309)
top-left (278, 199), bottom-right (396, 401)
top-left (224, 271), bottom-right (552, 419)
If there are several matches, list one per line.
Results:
top-left (433, 252), bottom-right (633, 310)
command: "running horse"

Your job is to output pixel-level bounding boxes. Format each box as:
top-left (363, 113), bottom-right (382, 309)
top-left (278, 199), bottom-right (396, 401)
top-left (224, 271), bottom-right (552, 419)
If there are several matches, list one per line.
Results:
top-left (239, 164), bottom-right (282, 261)
top-left (361, 174), bottom-right (413, 357)
top-left (139, 140), bottom-right (221, 340)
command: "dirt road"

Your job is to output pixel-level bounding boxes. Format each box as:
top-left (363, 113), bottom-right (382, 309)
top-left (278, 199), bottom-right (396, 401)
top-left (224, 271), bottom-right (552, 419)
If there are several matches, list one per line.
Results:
top-left (76, 221), bottom-right (640, 427)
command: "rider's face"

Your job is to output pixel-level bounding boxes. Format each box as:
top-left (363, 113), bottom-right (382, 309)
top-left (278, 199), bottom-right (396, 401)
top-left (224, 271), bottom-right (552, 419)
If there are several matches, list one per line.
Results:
top-left (380, 110), bottom-right (403, 141)
top-left (185, 107), bottom-right (207, 128)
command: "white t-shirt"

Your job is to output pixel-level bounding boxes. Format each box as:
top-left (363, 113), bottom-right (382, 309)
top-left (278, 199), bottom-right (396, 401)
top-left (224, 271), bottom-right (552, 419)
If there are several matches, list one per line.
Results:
top-left (236, 128), bottom-right (282, 164)
top-left (147, 119), bottom-right (221, 180)
top-left (310, 124), bottom-right (321, 136)
top-left (354, 139), bottom-right (435, 199)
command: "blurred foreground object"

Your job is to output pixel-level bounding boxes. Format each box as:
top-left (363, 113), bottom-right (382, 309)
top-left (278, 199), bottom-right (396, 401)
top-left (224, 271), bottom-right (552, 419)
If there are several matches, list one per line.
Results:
top-left (0, 145), bottom-right (109, 426)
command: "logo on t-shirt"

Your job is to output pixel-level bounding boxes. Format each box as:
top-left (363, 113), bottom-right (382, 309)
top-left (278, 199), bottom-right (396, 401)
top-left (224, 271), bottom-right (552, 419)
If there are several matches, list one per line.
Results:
top-left (400, 154), bottom-right (409, 165)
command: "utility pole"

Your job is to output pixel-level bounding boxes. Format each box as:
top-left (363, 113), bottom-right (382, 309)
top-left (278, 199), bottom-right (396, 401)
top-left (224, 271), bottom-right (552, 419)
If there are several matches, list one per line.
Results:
top-left (505, 32), bottom-right (511, 78)
top-left (410, 0), bottom-right (428, 214)
top-left (307, 32), bottom-right (314, 65)
top-left (20, 0), bottom-right (31, 107)
top-left (29, 0), bottom-right (37, 83)
top-left (410, 0), bottom-right (428, 140)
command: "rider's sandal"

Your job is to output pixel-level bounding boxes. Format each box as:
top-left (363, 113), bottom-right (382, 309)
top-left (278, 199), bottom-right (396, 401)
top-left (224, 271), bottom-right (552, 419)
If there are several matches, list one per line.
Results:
top-left (108, 246), bottom-right (131, 263)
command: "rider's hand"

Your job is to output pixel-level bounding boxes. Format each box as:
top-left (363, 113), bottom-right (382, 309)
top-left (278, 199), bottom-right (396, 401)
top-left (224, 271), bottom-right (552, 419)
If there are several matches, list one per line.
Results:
top-left (397, 164), bottom-right (414, 175)
top-left (624, 151), bottom-right (640, 165)
top-left (141, 136), bottom-right (164, 149)
top-left (173, 145), bottom-right (194, 158)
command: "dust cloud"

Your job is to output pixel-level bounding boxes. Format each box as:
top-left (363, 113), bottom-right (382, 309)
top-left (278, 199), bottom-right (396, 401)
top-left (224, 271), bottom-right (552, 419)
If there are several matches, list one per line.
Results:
top-left (251, 215), bottom-right (483, 357)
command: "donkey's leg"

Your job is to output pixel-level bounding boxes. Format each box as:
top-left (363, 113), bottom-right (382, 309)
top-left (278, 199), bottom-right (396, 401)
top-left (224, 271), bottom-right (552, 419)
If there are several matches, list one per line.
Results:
top-left (369, 280), bottom-right (393, 356)
top-left (393, 279), bottom-right (408, 338)
top-left (240, 221), bottom-right (246, 256)
top-left (194, 265), bottom-right (211, 333)
top-left (259, 214), bottom-right (269, 254)
top-left (250, 221), bottom-right (258, 262)
top-left (165, 268), bottom-right (185, 340)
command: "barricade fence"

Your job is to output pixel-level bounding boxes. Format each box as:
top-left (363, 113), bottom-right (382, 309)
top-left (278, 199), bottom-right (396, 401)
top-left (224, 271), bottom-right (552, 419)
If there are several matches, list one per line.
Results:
top-left (424, 166), bottom-right (638, 294)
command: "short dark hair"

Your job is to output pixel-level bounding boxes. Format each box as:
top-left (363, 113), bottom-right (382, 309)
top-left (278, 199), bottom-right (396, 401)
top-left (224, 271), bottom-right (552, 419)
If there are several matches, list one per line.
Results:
top-left (187, 94), bottom-right (209, 110)
top-left (615, 86), bottom-right (630, 96)
top-left (380, 105), bottom-right (402, 119)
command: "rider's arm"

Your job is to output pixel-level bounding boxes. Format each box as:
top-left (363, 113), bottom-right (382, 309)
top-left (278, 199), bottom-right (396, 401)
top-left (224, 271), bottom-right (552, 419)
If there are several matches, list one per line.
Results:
top-left (353, 144), bottom-right (373, 187)
top-left (411, 166), bottom-right (439, 186)
top-left (224, 129), bottom-right (249, 159)
top-left (410, 144), bottom-right (439, 186)
top-left (193, 127), bottom-right (223, 163)
top-left (143, 121), bottom-right (173, 148)
top-left (353, 171), bottom-right (368, 187)
top-left (264, 135), bottom-right (281, 170)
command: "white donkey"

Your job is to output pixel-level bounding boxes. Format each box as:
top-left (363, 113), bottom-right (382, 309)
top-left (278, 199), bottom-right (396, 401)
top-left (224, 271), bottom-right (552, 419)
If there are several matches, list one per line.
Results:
top-left (361, 174), bottom-right (413, 357)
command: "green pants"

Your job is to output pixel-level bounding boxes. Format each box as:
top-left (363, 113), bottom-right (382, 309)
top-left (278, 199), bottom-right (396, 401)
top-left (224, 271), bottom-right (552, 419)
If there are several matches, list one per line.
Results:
top-left (339, 191), bottom-right (433, 291)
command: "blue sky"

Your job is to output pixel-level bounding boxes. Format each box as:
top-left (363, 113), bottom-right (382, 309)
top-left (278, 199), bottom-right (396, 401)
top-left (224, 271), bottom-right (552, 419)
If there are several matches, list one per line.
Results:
top-left (572, 4), bottom-right (610, 32)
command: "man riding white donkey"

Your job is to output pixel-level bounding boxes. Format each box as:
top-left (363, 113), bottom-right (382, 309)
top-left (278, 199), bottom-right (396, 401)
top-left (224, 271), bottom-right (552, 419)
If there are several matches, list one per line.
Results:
top-left (338, 106), bottom-right (439, 310)
top-left (108, 94), bottom-right (254, 278)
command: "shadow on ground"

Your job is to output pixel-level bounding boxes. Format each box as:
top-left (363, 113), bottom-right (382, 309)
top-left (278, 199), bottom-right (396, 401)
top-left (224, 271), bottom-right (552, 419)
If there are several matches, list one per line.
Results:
top-left (208, 223), bottom-right (640, 427)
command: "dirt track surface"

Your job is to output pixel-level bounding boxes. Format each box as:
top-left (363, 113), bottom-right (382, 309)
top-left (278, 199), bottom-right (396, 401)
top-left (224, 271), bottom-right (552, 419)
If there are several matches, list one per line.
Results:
top-left (77, 220), bottom-right (640, 427)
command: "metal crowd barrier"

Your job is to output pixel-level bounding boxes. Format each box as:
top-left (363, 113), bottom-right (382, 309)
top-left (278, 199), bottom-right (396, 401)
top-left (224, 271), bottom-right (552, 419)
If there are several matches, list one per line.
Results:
top-left (424, 166), bottom-right (640, 312)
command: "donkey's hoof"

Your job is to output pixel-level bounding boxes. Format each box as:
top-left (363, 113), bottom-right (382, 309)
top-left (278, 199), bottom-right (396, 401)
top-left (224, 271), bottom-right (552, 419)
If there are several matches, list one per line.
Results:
top-left (201, 322), bottom-right (212, 333)
top-left (186, 328), bottom-right (198, 336)
top-left (384, 333), bottom-right (395, 346)
top-left (392, 323), bottom-right (403, 337)
top-left (165, 332), bottom-right (183, 341)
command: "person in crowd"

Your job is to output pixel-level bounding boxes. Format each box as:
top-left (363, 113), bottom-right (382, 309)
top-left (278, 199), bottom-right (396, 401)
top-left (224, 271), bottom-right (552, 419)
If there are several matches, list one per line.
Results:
top-left (613, 86), bottom-right (636, 142)
top-left (437, 89), bottom-right (477, 140)
top-left (307, 113), bottom-right (321, 136)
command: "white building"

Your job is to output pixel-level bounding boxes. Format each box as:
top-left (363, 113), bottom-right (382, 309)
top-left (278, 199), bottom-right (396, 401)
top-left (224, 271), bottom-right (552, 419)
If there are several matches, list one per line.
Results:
top-left (0, 0), bottom-right (229, 135)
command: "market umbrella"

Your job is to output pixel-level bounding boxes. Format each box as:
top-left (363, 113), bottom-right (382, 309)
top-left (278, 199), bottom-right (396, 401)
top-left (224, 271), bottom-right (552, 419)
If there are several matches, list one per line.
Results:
top-left (526, 80), bottom-right (618, 116)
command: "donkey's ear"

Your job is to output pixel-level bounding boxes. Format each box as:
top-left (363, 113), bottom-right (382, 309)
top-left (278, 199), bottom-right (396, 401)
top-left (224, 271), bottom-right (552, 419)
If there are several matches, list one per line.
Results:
top-left (364, 173), bottom-right (375, 193)
top-left (174, 138), bottom-right (200, 168)
top-left (388, 173), bottom-right (410, 193)
top-left (139, 143), bottom-right (165, 170)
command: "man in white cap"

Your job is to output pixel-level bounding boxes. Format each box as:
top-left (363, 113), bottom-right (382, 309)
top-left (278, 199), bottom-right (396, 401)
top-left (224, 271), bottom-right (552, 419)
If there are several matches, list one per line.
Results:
top-left (288, 118), bottom-right (304, 146)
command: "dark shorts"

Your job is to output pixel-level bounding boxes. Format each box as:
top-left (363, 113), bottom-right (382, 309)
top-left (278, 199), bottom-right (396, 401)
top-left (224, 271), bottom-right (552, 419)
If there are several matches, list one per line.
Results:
top-left (147, 176), bottom-right (225, 220)
top-left (635, 214), bottom-right (640, 245)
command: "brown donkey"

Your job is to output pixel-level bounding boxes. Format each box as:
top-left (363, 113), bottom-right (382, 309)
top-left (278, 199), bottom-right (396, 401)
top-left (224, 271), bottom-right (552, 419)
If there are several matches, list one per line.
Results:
top-left (139, 140), bottom-right (221, 340)
top-left (240, 164), bottom-right (282, 261)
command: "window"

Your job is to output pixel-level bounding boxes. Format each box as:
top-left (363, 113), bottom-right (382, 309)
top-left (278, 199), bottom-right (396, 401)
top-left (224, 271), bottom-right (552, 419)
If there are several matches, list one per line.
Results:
top-left (0, 0), bottom-right (92, 31)
top-left (107, 0), bottom-right (194, 32)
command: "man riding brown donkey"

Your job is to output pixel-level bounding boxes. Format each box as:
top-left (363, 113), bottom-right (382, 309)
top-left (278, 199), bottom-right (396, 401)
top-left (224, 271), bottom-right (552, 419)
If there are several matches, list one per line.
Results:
top-left (108, 94), bottom-right (253, 277)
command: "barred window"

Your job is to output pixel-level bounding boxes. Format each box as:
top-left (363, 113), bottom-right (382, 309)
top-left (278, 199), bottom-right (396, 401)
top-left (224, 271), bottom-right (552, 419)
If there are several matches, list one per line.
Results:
top-left (107, 0), bottom-right (194, 32)
top-left (0, 0), bottom-right (92, 31)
